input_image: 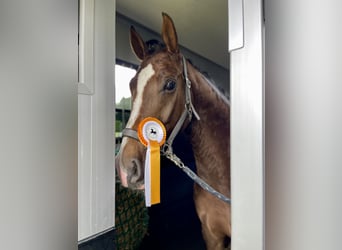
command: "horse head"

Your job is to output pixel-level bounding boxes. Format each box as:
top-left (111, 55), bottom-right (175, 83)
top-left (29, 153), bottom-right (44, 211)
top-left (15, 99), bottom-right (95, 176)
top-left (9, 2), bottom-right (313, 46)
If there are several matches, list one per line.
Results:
top-left (116, 13), bottom-right (189, 189)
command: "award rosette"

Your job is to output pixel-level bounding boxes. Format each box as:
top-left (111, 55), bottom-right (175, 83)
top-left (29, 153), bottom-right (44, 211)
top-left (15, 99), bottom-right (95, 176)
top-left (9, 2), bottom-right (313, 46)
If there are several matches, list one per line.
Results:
top-left (138, 117), bottom-right (166, 206)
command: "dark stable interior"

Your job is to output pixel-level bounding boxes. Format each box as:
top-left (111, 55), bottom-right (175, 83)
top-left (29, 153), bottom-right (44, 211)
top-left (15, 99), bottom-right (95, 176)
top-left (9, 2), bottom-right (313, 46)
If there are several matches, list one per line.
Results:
top-left (139, 131), bottom-right (206, 250)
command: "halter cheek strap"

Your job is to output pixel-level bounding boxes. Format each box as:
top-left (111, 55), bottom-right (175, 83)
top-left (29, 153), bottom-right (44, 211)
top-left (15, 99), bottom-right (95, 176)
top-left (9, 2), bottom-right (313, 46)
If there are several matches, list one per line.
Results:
top-left (182, 56), bottom-right (200, 122)
top-left (162, 56), bottom-right (200, 153)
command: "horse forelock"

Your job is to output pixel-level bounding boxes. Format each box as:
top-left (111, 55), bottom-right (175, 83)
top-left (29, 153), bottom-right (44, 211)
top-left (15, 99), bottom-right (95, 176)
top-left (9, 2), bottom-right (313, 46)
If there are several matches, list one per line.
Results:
top-left (145, 50), bottom-right (182, 72)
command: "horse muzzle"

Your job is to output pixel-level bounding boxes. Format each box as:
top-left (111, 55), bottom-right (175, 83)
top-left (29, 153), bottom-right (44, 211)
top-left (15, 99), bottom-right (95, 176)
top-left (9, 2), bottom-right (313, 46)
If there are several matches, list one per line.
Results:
top-left (115, 152), bottom-right (145, 190)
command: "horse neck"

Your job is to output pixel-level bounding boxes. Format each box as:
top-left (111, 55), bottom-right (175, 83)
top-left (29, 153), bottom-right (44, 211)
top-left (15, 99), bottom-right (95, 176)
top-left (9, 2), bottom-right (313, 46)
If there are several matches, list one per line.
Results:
top-left (187, 63), bottom-right (230, 191)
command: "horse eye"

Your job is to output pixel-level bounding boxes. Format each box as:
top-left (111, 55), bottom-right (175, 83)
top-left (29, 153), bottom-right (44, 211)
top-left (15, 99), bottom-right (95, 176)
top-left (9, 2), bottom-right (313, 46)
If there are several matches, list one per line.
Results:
top-left (164, 79), bottom-right (176, 92)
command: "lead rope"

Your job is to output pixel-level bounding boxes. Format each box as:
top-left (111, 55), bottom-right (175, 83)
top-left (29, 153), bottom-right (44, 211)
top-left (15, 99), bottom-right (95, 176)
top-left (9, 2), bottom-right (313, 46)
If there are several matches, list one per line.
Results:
top-left (163, 56), bottom-right (230, 204)
top-left (161, 149), bottom-right (231, 204)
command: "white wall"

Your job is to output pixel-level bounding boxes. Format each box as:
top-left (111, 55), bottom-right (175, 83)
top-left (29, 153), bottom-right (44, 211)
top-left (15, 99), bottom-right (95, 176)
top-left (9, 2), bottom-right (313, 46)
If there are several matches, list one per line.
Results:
top-left (0, 0), bottom-right (78, 249)
top-left (265, 0), bottom-right (342, 249)
top-left (78, 0), bottom-right (116, 242)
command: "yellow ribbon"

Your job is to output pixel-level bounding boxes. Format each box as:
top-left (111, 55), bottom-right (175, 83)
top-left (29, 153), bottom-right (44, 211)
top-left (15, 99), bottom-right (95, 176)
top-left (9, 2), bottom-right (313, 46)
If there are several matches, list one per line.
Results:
top-left (149, 140), bottom-right (160, 205)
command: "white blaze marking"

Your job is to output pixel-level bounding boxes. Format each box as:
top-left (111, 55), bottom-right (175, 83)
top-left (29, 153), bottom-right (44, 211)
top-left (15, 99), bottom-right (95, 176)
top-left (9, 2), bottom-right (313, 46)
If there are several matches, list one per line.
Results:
top-left (126, 63), bottom-right (155, 128)
top-left (119, 63), bottom-right (155, 165)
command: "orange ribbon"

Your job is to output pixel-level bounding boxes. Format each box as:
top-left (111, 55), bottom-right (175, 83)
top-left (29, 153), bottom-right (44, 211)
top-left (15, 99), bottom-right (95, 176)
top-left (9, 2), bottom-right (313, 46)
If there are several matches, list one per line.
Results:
top-left (138, 117), bottom-right (166, 206)
top-left (149, 140), bottom-right (161, 205)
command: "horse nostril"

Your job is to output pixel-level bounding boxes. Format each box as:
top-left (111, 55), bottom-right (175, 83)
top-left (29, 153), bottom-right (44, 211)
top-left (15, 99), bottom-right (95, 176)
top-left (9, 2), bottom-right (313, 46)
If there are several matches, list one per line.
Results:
top-left (128, 158), bottom-right (144, 186)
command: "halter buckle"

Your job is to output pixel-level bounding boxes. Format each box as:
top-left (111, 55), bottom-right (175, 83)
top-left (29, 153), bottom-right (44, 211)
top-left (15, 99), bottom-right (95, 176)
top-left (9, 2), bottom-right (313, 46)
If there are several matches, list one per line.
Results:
top-left (185, 103), bottom-right (193, 121)
top-left (161, 142), bottom-right (173, 155)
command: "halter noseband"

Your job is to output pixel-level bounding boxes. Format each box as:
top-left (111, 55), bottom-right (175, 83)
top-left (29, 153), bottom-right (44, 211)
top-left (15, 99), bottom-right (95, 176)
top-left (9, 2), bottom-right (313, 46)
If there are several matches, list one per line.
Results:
top-left (121, 55), bottom-right (200, 154)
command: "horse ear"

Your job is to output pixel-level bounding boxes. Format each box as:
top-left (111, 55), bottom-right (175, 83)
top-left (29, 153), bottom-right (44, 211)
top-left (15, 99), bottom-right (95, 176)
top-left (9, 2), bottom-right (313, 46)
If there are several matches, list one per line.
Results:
top-left (130, 26), bottom-right (147, 61)
top-left (161, 12), bottom-right (179, 54)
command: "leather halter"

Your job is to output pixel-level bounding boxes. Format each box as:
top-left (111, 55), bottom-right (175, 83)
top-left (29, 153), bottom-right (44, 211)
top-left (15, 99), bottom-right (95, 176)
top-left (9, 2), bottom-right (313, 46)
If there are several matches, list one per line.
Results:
top-left (121, 55), bottom-right (200, 153)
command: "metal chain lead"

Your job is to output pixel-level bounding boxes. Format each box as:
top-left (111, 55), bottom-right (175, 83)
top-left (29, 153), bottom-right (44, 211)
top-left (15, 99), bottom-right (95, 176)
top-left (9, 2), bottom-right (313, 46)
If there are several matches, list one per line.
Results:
top-left (163, 151), bottom-right (231, 204)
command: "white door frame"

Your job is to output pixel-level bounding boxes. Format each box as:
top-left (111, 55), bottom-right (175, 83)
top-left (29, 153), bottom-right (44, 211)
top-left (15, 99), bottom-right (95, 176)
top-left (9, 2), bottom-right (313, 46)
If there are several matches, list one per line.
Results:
top-left (78, 0), bottom-right (116, 242)
top-left (229, 0), bottom-right (264, 249)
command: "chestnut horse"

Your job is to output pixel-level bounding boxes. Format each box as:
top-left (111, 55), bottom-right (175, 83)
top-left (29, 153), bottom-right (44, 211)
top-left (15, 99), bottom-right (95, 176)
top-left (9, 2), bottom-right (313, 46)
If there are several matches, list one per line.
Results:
top-left (116, 13), bottom-right (230, 249)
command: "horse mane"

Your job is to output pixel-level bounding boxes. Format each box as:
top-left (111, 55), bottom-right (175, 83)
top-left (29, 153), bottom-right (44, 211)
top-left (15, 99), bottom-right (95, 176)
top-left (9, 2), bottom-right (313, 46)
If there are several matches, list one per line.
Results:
top-left (201, 73), bottom-right (230, 106)
top-left (145, 39), bottom-right (166, 55)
